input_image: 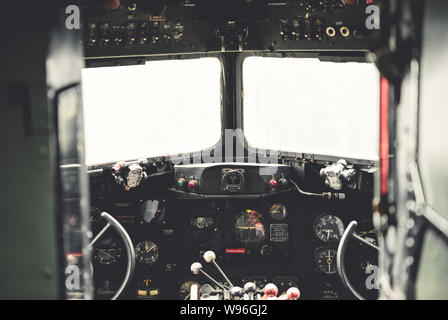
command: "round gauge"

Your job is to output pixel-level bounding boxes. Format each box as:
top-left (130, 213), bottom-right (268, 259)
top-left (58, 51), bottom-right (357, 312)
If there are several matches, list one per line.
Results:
top-left (92, 237), bottom-right (123, 265)
top-left (136, 278), bottom-right (160, 299)
top-left (178, 280), bottom-right (200, 300)
top-left (140, 199), bottom-right (166, 224)
top-left (96, 280), bottom-right (117, 300)
top-left (222, 169), bottom-right (245, 192)
top-left (313, 214), bottom-right (345, 243)
top-left (316, 248), bottom-right (337, 275)
top-left (269, 203), bottom-right (287, 220)
top-left (235, 209), bottom-right (266, 244)
top-left (135, 240), bottom-right (159, 265)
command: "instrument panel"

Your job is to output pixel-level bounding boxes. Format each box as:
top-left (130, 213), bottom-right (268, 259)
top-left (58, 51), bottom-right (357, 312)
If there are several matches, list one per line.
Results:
top-left (88, 162), bottom-right (377, 300)
top-left (82, 0), bottom-right (374, 60)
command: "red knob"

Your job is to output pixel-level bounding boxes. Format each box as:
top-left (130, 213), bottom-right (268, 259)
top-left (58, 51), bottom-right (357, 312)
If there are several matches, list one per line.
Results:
top-left (269, 179), bottom-right (278, 188)
top-left (287, 287), bottom-right (300, 300)
top-left (277, 287), bottom-right (301, 300)
top-left (106, 0), bottom-right (121, 11)
top-left (263, 283), bottom-right (278, 298)
top-left (188, 179), bottom-right (198, 190)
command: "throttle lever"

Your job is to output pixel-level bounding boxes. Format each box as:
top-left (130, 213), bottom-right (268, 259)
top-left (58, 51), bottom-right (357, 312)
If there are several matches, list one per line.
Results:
top-left (203, 251), bottom-right (233, 288)
top-left (190, 262), bottom-right (229, 290)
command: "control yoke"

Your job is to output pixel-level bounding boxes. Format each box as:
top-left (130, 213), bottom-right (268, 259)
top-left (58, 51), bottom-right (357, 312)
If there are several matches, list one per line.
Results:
top-left (337, 221), bottom-right (379, 300)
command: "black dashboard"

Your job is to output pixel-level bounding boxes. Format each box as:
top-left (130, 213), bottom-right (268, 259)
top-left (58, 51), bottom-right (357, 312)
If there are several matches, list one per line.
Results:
top-left (88, 160), bottom-right (378, 300)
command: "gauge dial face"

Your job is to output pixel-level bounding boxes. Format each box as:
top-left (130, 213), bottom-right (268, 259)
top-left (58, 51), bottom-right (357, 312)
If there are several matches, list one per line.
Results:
top-left (314, 214), bottom-right (344, 243)
top-left (178, 280), bottom-right (200, 300)
top-left (269, 203), bottom-right (287, 220)
top-left (141, 200), bottom-right (166, 223)
top-left (316, 248), bottom-right (337, 275)
top-left (92, 237), bottom-right (123, 265)
top-left (222, 169), bottom-right (245, 192)
top-left (135, 240), bottom-right (159, 265)
top-left (235, 210), bottom-right (266, 244)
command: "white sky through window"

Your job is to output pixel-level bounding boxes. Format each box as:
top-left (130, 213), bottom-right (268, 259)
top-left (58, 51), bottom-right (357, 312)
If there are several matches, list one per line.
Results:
top-left (243, 57), bottom-right (380, 160)
top-left (81, 57), bottom-right (222, 165)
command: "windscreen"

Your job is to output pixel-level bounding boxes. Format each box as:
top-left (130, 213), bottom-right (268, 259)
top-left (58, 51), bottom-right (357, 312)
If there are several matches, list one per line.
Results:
top-left (82, 57), bottom-right (222, 165)
top-left (243, 57), bottom-right (380, 160)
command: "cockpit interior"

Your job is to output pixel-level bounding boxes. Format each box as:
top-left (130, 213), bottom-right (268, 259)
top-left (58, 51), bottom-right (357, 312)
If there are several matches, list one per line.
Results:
top-left (1, 0), bottom-right (447, 302)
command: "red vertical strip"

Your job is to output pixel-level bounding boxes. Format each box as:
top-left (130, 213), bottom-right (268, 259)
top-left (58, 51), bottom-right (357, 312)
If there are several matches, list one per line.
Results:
top-left (380, 77), bottom-right (390, 195)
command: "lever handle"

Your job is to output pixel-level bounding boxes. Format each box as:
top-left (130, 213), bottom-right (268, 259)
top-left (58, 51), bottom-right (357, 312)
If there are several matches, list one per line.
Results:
top-left (190, 262), bottom-right (202, 275)
top-left (190, 262), bottom-right (228, 291)
top-left (203, 250), bottom-right (216, 263)
top-left (203, 250), bottom-right (233, 287)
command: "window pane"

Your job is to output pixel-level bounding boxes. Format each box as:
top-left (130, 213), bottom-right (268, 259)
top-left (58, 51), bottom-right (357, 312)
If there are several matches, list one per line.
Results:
top-left (82, 57), bottom-right (222, 165)
top-left (243, 57), bottom-right (380, 160)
